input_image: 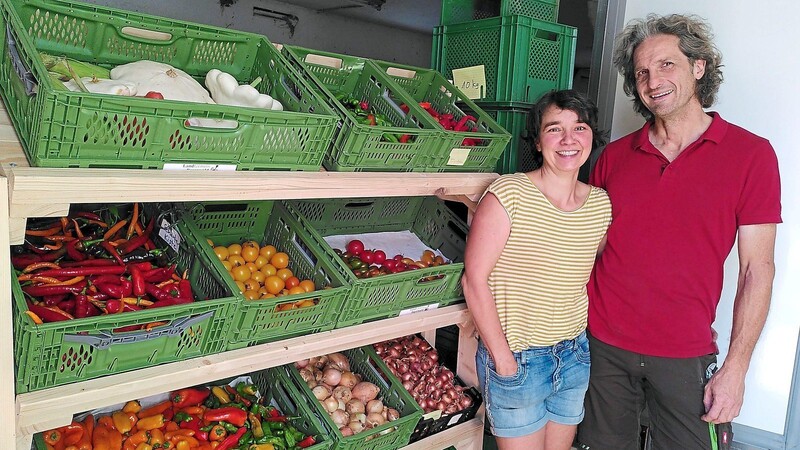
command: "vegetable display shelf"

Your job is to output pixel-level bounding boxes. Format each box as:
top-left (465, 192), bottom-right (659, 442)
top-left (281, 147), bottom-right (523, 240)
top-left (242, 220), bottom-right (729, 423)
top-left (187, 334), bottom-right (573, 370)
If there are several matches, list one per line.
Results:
top-left (0, 102), bottom-right (493, 450)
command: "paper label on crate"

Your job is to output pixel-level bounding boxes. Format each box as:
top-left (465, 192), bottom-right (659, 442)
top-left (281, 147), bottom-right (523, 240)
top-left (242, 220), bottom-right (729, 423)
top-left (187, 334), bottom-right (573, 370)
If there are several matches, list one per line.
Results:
top-left (399, 303), bottom-right (440, 316)
top-left (163, 163), bottom-right (237, 171)
top-left (447, 412), bottom-right (463, 427)
top-left (423, 409), bottom-right (443, 421)
top-left (452, 65), bottom-right (486, 99)
top-left (159, 218), bottom-right (181, 253)
top-left (447, 148), bottom-right (470, 166)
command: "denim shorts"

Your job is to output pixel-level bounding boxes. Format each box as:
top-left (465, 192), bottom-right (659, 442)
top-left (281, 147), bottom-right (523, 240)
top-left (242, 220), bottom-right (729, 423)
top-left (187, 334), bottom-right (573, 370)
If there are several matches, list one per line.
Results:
top-left (476, 331), bottom-right (591, 438)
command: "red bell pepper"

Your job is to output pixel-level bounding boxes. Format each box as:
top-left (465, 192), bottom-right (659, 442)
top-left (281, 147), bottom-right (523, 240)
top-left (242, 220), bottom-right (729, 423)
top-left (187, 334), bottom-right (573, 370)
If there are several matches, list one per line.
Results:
top-left (179, 414), bottom-right (209, 441)
top-left (216, 427), bottom-right (247, 450)
top-left (171, 387), bottom-right (211, 408)
top-left (204, 407), bottom-right (248, 427)
top-left (298, 436), bottom-right (317, 448)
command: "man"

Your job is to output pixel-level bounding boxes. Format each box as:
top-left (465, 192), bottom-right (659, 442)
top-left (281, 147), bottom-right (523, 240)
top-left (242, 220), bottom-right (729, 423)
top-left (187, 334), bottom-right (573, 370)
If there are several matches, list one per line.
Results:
top-left (576, 13), bottom-right (781, 450)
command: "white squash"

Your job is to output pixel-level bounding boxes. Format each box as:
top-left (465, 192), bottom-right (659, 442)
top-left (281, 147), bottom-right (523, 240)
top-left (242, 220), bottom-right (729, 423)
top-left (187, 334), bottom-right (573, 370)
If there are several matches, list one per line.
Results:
top-left (64, 77), bottom-right (137, 96)
top-left (205, 69), bottom-right (283, 111)
top-left (110, 60), bottom-right (213, 104)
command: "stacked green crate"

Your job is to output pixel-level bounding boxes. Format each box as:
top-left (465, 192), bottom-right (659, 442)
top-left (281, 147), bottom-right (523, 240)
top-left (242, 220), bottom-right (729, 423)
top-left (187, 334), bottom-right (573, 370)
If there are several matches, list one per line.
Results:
top-left (434, 0), bottom-right (576, 173)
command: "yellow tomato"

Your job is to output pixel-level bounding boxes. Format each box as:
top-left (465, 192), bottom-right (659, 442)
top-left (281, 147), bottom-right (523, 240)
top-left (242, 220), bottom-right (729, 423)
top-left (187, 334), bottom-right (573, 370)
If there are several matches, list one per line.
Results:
top-left (264, 275), bottom-right (285, 295)
top-left (254, 256), bottom-right (269, 269)
top-left (227, 243), bottom-right (242, 256)
top-left (260, 245), bottom-right (277, 260)
top-left (241, 246), bottom-right (259, 263)
top-left (234, 280), bottom-right (246, 293)
top-left (243, 278), bottom-right (261, 292)
top-left (231, 266), bottom-right (251, 283)
top-left (227, 255), bottom-right (246, 268)
top-left (250, 271), bottom-right (266, 284)
top-left (299, 280), bottom-right (316, 293)
top-left (287, 286), bottom-right (306, 296)
top-left (260, 264), bottom-right (277, 277)
top-left (243, 290), bottom-right (260, 300)
top-left (270, 252), bottom-right (290, 270)
top-left (295, 299), bottom-right (317, 308)
top-left (213, 246), bottom-right (230, 261)
top-left (276, 268), bottom-right (293, 281)
top-left (221, 260), bottom-right (233, 271)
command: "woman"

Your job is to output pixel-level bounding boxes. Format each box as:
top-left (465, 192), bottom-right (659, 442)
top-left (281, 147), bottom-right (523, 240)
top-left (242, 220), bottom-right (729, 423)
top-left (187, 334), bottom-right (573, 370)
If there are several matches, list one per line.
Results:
top-left (463, 90), bottom-right (611, 450)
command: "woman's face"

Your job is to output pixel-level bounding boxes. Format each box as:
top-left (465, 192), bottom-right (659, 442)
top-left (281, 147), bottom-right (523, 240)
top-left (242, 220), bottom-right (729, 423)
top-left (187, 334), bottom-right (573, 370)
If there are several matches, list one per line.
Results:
top-left (536, 105), bottom-right (593, 174)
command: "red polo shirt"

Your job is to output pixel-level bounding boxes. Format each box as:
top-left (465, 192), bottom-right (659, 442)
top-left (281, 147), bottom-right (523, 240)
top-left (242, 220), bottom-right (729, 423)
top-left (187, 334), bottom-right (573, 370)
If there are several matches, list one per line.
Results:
top-left (588, 113), bottom-right (782, 357)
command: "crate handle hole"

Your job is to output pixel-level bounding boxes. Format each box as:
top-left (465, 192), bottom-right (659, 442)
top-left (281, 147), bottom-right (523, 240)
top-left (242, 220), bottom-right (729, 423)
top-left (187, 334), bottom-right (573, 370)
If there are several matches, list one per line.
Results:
top-left (184, 118), bottom-right (239, 130)
top-left (121, 26), bottom-right (173, 42)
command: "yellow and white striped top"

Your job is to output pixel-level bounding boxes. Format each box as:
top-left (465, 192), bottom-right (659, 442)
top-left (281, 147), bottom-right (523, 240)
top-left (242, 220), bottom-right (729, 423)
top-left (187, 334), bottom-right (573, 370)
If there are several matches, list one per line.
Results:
top-left (486, 173), bottom-right (612, 351)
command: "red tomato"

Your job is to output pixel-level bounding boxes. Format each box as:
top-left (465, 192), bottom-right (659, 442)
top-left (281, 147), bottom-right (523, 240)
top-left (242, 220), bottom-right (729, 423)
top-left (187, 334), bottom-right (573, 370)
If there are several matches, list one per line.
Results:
top-left (373, 250), bottom-right (386, 264)
top-left (383, 259), bottom-right (396, 270)
top-left (346, 240), bottom-right (365, 255)
top-left (393, 254), bottom-right (404, 261)
top-left (360, 250), bottom-right (374, 264)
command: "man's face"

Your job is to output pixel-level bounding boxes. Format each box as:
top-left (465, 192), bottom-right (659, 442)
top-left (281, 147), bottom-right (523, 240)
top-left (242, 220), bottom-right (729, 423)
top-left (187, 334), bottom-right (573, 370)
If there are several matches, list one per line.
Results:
top-left (633, 34), bottom-right (706, 120)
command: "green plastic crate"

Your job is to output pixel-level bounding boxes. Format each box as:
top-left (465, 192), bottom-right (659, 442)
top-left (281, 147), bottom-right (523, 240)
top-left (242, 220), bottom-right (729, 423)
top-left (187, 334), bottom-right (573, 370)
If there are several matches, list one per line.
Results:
top-left (32, 368), bottom-right (332, 450)
top-left (432, 15), bottom-right (576, 104)
top-left (286, 197), bottom-right (467, 328)
top-left (440, 0), bottom-right (560, 25)
top-left (283, 346), bottom-right (423, 450)
top-left (183, 201), bottom-right (350, 349)
top-left (0, 0), bottom-right (338, 170)
top-left (251, 366), bottom-right (334, 450)
top-left (371, 59), bottom-right (511, 172)
top-left (13, 206), bottom-right (239, 393)
top-left (280, 45), bottom-right (448, 172)
top-left (479, 101), bottom-right (539, 173)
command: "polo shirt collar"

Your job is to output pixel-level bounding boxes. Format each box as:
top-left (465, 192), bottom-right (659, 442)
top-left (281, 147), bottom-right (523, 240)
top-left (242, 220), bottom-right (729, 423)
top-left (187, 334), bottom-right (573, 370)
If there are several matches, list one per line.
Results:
top-left (633, 112), bottom-right (729, 154)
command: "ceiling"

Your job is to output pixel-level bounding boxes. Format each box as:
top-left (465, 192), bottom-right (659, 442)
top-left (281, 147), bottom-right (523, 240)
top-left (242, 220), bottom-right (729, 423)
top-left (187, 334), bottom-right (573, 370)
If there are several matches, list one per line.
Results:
top-left (279, 0), bottom-right (441, 33)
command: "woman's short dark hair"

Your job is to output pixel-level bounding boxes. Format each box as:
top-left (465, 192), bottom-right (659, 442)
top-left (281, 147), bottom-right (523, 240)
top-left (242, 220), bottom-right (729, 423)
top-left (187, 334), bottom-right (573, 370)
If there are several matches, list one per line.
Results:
top-left (527, 89), bottom-right (607, 165)
top-left (613, 13), bottom-right (724, 120)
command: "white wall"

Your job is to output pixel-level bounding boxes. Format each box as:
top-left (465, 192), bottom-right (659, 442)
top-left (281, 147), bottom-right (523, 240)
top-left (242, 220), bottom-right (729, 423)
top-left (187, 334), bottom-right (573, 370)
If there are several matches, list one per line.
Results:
top-left (80, 0), bottom-right (433, 67)
top-left (610, 1), bottom-right (800, 435)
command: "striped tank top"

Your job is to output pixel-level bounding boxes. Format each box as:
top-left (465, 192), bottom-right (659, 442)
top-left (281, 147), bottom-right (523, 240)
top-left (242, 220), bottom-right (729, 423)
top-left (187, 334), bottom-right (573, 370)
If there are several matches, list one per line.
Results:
top-left (486, 172), bottom-right (612, 351)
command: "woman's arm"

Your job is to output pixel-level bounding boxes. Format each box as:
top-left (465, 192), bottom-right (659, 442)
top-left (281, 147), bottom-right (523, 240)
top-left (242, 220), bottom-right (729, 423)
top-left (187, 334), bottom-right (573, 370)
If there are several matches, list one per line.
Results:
top-left (462, 192), bottom-right (517, 376)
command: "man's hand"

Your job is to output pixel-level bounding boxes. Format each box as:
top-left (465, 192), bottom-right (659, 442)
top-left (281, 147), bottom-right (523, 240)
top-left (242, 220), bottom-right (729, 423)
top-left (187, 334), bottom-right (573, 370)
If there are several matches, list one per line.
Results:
top-left (702, 364), bottom-right (745, 423)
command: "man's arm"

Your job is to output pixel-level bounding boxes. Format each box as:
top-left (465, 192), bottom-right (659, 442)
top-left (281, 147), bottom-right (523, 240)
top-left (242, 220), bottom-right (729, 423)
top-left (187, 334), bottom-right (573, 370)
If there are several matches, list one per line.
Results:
top-left (702, 223), bottom-right (777, 423)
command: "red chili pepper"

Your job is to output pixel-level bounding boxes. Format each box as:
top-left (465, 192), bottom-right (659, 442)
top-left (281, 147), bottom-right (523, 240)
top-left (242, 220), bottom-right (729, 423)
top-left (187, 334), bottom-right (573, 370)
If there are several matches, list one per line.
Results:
top-left (65, 239), bottom-right (86, 262)
top-left (145, 283), bottom-right (174, 302)
top-left (12, 254), bottom-right (43, 270)
top-left (130, 266), bottom-right (145, 297)
top-left (171, 387), bottom-right (210, 409)
top-left (106, 299), bottom-right (123, 313)
top-left (39, 246), bottom-right (68, 262)
top-left (178, 278), bottom-right (193, 301)
top-left (122, 303), bottom-right (141, 312)
top-left (35, 266), bottom-right (126, 277)
top-left (73, 294), bottom-right (92, 318)
top-left (399, 134), bottom-right (411, 143)
top-left (204, 407), bottom-right (248, 427)
top-left (94, 281), bottom-right (131, 299)
top-left (22, 282), bottom-right (86, 297)
top-left (57, 299), bottom-right (75, 315)
top-left (28, 303), bottom-right (74, 322)
top-left (149, 296), bottom-right (193, 308)
top-left (119, 217), bottom-right (155, 255)
top-left (41, 294), bottom-right (66, 306)
top-left (418, 101), bottom-right (432, 110)
top-left (143, 265), bottom-right (177, 283)
top-left (216, 427), bottom-right (247, 450)
top-left (297, 436), bottom-right (317, 448)
top-left (74, 211), bottom-right (103, 221)
top-left (128, 261), bottom-right (153, 272)
top-left (399, 103), bottom-right (409, 114)
top-left (101, 240), bottom-right (125, 266)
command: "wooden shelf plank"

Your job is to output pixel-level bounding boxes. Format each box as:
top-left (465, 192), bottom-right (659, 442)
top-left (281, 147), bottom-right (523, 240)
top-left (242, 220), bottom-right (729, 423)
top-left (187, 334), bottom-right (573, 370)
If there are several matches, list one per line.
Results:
top-left (16, 304), bottom-right (470, 436)
top-left (402, 418), bottom-right (484, 450)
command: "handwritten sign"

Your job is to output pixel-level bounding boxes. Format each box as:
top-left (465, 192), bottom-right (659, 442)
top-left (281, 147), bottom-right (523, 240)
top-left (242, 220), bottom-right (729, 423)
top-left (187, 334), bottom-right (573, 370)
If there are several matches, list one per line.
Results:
top-left (452, 65), bottom-right (486, 99)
